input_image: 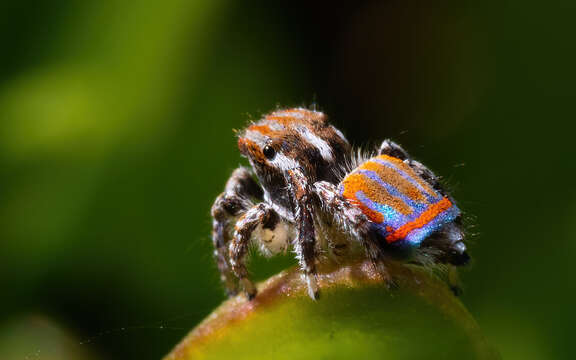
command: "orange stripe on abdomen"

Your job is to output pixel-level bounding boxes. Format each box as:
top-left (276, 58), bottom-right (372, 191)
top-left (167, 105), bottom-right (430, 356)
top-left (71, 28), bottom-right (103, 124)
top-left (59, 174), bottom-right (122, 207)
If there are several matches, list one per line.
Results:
top-left (376, 155), bottom-right (437, 197)
top-left (359, 160), bottom-right (428, 203)
top-left (385, 197), bottom-right (453, 242)
top-left (341, 173), bottom-right (413, 220)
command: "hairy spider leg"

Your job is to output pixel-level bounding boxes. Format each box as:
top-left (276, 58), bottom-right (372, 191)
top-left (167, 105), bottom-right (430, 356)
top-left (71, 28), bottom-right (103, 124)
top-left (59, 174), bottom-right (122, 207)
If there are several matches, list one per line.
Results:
top-left (229, 202), bottom-right (279, 300)
top-left (211, 167), bottom-right (262, 296)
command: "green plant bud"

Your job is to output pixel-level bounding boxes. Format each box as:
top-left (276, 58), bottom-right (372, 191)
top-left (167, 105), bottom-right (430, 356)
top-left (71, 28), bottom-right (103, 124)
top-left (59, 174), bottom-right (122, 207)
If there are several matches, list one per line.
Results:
top-left (165, 260), bottom-right (498, 360)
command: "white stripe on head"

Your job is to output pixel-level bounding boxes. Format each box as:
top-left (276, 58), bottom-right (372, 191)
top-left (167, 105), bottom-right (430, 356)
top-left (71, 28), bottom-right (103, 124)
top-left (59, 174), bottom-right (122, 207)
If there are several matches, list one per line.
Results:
top-left (266, 120), bottom-right (285, 131)
top-left (296, 125), bottom-right (334, 161)
top-left (330, 125), bottom-right (348, 143)
top-left (272, 153), bottom-right (300, 171)
top-left (274, 109), bottom-right (306, 119)
top-left (245, 129), bottom-right (269, 147)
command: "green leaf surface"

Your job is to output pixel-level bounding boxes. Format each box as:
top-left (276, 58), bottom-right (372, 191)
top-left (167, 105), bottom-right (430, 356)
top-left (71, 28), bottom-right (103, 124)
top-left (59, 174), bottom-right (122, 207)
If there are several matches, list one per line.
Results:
top-left (165, 260), bottom-right (499, 360)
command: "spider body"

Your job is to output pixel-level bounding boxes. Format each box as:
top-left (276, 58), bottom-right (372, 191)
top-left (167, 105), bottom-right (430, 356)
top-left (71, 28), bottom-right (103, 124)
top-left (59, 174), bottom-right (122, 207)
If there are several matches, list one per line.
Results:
top-left (211, 108), bottom-right (469, 300)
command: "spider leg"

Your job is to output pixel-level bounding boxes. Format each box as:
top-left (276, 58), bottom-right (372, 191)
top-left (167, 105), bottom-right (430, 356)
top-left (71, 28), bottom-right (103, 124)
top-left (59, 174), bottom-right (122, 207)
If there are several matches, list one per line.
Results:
top-left (379, 139), bottom-right (447, 194)
top-left (406, 159), bottom-right (447, 195)
top-left (286, 169), bottom-right (320, 300)
top-left (211, 167), bottom-right (262, 296)
top-left (312, 181), bottom-right (392, 282)
top-left (378, 139), bottom-right (409, 160)
top-left (229, 202), bottom-right (278, 300)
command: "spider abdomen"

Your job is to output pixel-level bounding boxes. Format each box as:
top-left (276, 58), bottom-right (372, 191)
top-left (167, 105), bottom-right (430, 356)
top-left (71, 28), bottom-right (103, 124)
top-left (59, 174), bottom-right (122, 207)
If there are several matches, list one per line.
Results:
top-left (339, 154), bottom-right (461, 246)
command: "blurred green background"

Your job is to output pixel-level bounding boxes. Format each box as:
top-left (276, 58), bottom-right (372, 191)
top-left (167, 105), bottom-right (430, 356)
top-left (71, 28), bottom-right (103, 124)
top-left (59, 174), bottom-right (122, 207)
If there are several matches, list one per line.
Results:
top-left (1, 0), bottom-right (574, 359)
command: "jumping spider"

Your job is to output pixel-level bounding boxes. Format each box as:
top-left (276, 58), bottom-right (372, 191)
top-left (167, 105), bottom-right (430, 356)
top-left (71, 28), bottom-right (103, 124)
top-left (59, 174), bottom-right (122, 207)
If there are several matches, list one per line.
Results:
top-left (211, 108), bottom-right (469, 300)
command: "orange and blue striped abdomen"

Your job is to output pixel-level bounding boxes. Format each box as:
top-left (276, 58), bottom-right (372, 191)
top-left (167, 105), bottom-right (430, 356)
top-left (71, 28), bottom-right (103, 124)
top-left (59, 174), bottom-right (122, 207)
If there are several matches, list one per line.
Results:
top-left (339, 155), bottom-right (460, 245)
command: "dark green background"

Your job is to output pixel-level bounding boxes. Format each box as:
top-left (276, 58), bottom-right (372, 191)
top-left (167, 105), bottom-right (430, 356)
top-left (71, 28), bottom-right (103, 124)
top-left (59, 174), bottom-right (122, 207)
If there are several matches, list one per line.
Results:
top-left (1, 0), bottom-right (574, 359)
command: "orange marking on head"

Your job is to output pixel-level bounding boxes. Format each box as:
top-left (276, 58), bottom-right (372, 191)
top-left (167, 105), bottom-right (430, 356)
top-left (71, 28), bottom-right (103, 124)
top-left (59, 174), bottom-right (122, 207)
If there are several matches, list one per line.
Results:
top-left (275, 108), bottom-right (303, 114)
top-left (385, 197), bottom-right (453, 243)
top-left (359, 161), bottom-right (428, 203)
top-left (265, 109), bottom-right (325, 127)
top-left (376, 155), bottom-right (437, 197)
top-left (271, 108), bottom-right (317, 117)
top-left (237, 137), bottom-right (266, 163)
top-left (246, 124), bottom-right (280, 137)
top-left (265, 115), bottom-right (305, 127)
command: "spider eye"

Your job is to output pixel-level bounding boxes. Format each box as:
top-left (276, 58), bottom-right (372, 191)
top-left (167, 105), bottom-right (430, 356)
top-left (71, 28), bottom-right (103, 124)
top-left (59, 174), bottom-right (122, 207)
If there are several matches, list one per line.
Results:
top-left (263, 145), bottom-right (276, 160)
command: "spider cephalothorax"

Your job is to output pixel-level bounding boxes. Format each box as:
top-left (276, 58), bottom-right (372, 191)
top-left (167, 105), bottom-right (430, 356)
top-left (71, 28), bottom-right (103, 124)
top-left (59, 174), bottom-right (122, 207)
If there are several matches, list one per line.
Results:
top-left (236, 109), bottom-right (350, 217)
top-left (211, 108), bottom-right (469, 300)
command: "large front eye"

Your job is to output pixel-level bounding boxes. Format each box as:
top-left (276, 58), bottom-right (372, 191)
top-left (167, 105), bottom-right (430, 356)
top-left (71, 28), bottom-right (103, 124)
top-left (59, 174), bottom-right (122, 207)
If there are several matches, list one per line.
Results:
top-left (263, 145), bottom-right (276, 160)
